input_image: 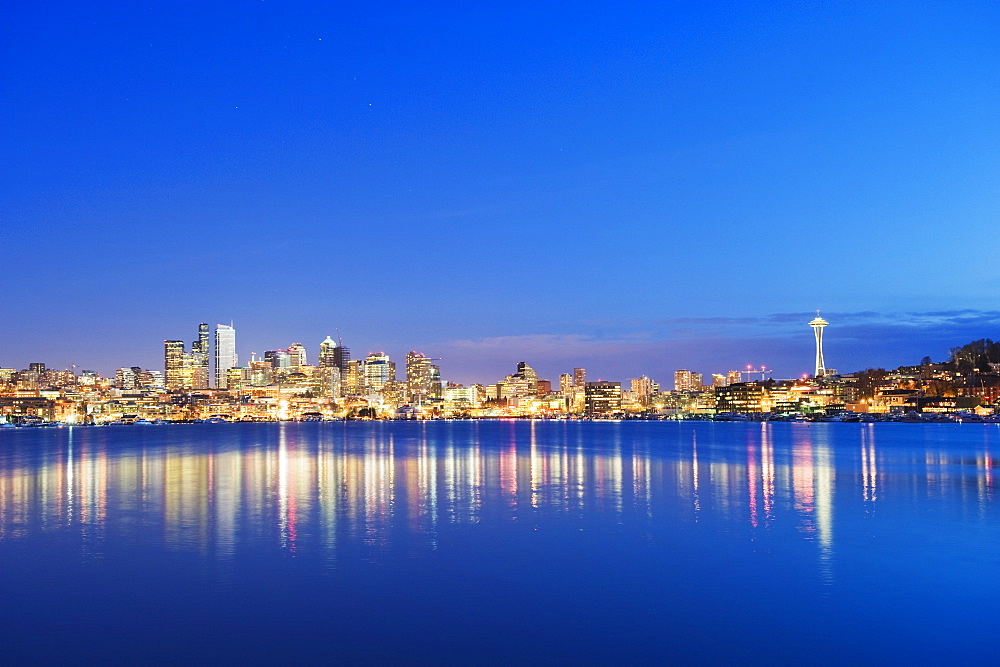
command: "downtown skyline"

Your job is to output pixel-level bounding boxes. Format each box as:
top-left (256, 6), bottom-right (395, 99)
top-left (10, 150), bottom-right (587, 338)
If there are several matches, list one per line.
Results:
top-left (3, 3), bottom-right (999, 383)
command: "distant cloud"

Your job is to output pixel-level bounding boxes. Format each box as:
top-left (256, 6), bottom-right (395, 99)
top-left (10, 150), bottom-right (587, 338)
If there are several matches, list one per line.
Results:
top-left (428, 309), bottom-right (1000, 384)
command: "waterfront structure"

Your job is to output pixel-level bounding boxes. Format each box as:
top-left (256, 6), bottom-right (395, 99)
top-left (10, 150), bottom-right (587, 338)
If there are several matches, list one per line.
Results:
top-left (810, 314), bottom-right (828, 378)
top-left (585, 381), bottom-right (622, 415)
top-left (215, 324), bottom-right (237, 389)
top-left (573, 368), bottom-right (586, 388)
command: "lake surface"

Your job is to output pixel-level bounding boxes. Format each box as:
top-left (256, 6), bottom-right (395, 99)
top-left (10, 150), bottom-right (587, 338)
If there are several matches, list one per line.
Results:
top-left (0, 420), bottom-right (997, 663)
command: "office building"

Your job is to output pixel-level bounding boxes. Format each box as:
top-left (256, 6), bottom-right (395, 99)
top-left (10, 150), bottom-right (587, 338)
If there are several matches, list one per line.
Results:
top-left (215, 324), bottom-right (237, 389)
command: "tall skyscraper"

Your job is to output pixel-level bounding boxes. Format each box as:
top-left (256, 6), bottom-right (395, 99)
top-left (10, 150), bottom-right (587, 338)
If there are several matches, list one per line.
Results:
top-left (319, 336), bottom-right (338, 367)
top-left (164, 340), bottom-right (192, 391)
top-left (573, 368), bottom-right (586, 388)
top-left (406, 352), bottom-right (433, 404)
top-left (215, 324), bottom-right (237, 389)
top-left (192, 323), bottom-right (210, 388)
top-left (809, 314), bottom-right (828, 378)
top-left (318, 335), bottom-right (350, 374)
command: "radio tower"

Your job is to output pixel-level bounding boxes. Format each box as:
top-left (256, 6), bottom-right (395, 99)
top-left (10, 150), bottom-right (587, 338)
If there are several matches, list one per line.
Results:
top-left (809, 312), bottom-right (828, 378)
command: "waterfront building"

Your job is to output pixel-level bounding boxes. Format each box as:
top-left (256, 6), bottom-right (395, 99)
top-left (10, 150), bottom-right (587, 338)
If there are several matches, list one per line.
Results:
top-left (712, 373), bottom-right (727, 387)
top-left (727, 370), bottom-right (742, 385)
top-left (714, 382), bottom-right (770, 414)
top-left (573, 368), bottom-right (586, 388)
top-left (559, 373), bottom-right (572, 394)
top-left (585, 381), bottom-right (622, 416)
top-left (215, 324), bottom-right (237, 389)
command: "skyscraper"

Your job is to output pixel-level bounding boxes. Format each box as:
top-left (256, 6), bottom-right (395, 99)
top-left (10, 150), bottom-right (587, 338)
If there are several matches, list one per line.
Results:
top-left (215, 324), bottom-right (237, 389)
top-left (164, 340), bottom-right (193, 391)
top-left (287, 343), bottom-right (307, 367)
top-left (192, 323), bottom-right (210, 388)
top-left (318, 335), bottom-right (350, 374)
top-left (809, 314), bottom-right (828, 378)
top-left (573, 368), bottom-right (586, 388)
top-left (406, 352), bottom-right (433, 404)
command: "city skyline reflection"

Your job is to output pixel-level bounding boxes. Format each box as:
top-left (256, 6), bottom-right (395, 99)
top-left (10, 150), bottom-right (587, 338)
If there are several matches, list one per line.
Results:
top-left (0, 422), bottom-right (996, 574)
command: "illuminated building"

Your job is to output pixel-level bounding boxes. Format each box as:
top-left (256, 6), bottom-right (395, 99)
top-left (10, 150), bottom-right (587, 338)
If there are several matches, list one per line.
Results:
top-left (809, 314), bottom-right (828, 378)
top-left (573, 368), bottom-right (586, 388)
top-left (288, 343), bottom-right (307, 367)
top-left (515, 362), bottom-right (538, 385)
top-left (319, 336), bottom-right (337, 367)
top-left (585, 381), bottom-right (622, 415)
top-left (164, 340), bottom-right (187, 390)
top-left (215, 324), bottom-right (237, 389)
top-left (715, 382), bottom-right (769, 414)
top-left (406, 352), bottom-right (433, 403)
top-left (559, 373), bottom-right (572, 394)
top-left (362, 353), bottom-right (394, 392)
top-left (712, 373), bottom-right (727, 387)
top-left (631, 375), bottom-right (657, 398)
top-left (673, 370), bottom-right (703, 392)
top-left (727, 370), bottom-right (742, 386)
top-left (192, 323), bottom-right (210, 388)
top-left (265, 350), bottom-right (290, 369)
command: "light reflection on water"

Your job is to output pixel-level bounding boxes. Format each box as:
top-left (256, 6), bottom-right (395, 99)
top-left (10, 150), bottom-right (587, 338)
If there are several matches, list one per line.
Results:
top-left (1, 420), bottom-right (999, 662)
top-left (0, 422), bottom-right (996, 563)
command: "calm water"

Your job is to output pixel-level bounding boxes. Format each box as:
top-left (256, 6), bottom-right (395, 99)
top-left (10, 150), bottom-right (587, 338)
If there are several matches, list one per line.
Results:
top-left (0, 421), bottom-right (997, 663)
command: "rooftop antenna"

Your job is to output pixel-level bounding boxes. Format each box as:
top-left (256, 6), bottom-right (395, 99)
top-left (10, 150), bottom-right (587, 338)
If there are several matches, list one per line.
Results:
top-left (336, 328), bottom-right (343, 346)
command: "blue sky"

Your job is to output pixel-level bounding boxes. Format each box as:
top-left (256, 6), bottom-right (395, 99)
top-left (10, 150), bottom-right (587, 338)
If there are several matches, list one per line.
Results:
top-left (2, 2), bottom-right (998, 384)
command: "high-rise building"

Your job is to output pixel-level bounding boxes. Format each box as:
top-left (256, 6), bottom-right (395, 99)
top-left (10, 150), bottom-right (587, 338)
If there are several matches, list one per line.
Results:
top-left (164, 340), bottom-right (187, 390)
top-left (515, 362), bottom-right (538, 385)
top-left (318, 335), bottom-right (350, 374)
top-left (192, 323), bottom-right (210, 388)
top-left (265, 350), bottom-right (291, 369)
top-left (215, 324), bottom-right (237, 389)
top-left (631, 375), bottom-right (657, 397)
top-left (712, 373), bottom-right (727, 387)
top-left (727, 370), bottom-right (743, 386)
top-left (559, 373), bottom-right (573, 394)
top-left (362, 352), bottom-right (394, 392)
top-left (288, 343), bottom-right (307, 367)
top-left (674, 370), bottom-right (703, 392)
top-left (406, 352), bottom-right (433, 404)
top-left (573, 368), bottom-right (586, 388)
top-left (319, 336), bottom-right (337, 367)
top-left (809, 314), bottom-right (828, 378)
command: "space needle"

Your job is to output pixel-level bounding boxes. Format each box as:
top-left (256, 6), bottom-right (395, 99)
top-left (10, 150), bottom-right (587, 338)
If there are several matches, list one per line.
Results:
top-left (809, 313), bottom-right (828, 378)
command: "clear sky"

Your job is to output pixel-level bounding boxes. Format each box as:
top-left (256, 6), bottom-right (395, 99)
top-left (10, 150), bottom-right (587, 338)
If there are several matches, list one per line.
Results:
top-left (2, 1), bottom-right (998, 385)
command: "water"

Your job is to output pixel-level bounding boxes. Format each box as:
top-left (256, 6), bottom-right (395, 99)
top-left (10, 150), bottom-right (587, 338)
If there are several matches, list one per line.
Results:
top-left (0, 421), bottom-right (996, 663)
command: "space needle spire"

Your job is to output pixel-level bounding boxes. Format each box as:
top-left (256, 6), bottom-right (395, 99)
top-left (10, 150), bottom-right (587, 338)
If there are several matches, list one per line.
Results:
top-left (809, 312), bottom-right (828, 378)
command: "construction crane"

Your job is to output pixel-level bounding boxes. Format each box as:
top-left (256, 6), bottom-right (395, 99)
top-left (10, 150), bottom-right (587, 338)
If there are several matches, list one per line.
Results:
top-left (742, 365), bottom-right (771, 382)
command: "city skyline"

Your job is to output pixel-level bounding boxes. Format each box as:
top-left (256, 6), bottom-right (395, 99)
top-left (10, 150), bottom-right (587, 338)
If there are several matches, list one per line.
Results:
top-left (5, 309), bottom-right (1000, 385)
